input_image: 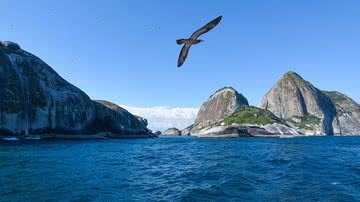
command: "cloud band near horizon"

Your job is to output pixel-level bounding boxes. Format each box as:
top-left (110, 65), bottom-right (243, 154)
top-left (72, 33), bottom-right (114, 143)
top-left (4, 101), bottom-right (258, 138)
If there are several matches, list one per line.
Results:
top-left (120, 105), bottom-right (199, 132)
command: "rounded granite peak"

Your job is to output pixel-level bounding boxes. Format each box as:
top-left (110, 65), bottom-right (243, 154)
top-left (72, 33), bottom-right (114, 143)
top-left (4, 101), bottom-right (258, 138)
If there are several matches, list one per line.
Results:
top-left (195, 87), bottom-right (249, 126)
top-left (210, 87), bottom-right (247, 103)
top-left (282, 71), bottom-right (304, 81)
top-left (284, 71), bottom-right (298, 75)
top-left (0, 41), bottom-right (21, 51)
top-left (211, 86), bottom-right (236, 97)
top-left (259, 71), bottom-right (336, 134)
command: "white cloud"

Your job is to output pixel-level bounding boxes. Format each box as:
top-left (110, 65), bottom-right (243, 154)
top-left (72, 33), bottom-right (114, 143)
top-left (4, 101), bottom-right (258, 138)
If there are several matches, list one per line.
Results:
top-left (119, 105), bottom-right (199, 132)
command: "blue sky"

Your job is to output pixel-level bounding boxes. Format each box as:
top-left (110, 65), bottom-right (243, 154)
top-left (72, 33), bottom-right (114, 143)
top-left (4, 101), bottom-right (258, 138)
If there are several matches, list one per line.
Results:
top-left (1, 0), bottom-right (360, 109)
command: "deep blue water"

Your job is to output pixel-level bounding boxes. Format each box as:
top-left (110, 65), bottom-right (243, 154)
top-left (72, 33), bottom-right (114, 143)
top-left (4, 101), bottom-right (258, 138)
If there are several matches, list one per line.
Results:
top-left (1, 136), bottom-right (360, 202)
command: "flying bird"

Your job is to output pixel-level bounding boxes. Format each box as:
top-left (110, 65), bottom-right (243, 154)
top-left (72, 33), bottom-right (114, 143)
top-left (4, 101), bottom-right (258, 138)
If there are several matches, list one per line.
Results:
top-left (176, 16), bottom-right (222, 67)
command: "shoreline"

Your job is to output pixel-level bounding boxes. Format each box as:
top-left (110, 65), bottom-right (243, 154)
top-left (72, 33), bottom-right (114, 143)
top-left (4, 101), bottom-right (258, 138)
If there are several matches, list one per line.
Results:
top-left (0, 132), bottom-right (158, 141)
top-left (2, 133), bottom-right (359, 142)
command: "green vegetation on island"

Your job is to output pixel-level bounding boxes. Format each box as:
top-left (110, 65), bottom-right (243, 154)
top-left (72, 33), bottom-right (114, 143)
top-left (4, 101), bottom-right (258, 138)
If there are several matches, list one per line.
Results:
top-left (287, 115), bottom-right (321, 130)
top-left (323, 91), bottom-right (351, 105)
top-left (224, 106), bottom-right (281, 125)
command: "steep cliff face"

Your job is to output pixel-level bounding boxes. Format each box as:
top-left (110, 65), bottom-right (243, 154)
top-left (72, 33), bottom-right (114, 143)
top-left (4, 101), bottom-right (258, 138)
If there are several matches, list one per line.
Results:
top-left (0, 41), bottom-right (96, 135)
top-left (0, 41), bottom-right (152, 138)
top-left (324, 91), bottom-right (360, 135)
top-left (194, 87), bottom-right (249, 127)
top-left (93, 100), bottom-right (151, 136)
top-left (258, 71), bottom-right (336, 135)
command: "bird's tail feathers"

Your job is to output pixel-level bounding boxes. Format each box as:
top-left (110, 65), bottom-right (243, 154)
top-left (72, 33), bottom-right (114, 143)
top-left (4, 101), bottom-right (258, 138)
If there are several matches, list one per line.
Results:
top-left (176, 39), bottom-right (185, 45)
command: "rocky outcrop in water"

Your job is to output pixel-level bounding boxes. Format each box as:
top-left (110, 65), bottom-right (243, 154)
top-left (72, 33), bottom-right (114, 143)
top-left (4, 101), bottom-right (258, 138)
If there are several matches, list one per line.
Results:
top-left (0, 41), bottom-right (96, 136)
top-left (258, 72), bottom-right (360, 136)
top-left (190, 87), bottom-right (302, 137)
top-left (0, 41), bottom-right (152, 138)
top-left (93, 100), bottom-right (152, 137)
top-left (163, 128), bottom-right (182, 136)
top-left (258, 71), bottom-right (336, 135)
top-left (189, 76), bottom-right (360, 137)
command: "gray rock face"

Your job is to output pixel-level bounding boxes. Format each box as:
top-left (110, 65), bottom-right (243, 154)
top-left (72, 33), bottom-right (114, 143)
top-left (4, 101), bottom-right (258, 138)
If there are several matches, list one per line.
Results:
top-left (163, 128), bottom-right (182, 136)
top-left (190, 87), bottom-right (249, 136)
top-left (189, 72), bottom-right (360, 137)
top-left (192, 123), bottom-right (301, 138)
top-left (258, 71), bottom-right (336, 135)
top-left (193, 125), bottom-right (254, 138)
top-left (324, 91), bottom-right (360, 135)
top-left (190, 87), bottom-right (302, 138)
top-left (262, 123), bottom-right (302, 136)
top-left (0, 41), bottom-right (96, 135)
top-left (194, 87), bottom-right (249, 127)
top-left (93, 100), bottom-right (150, 136)
top-left (191, 109), bottom-right (302, 138)
top-left (0, 41), bottom-right (152, 138)
top-left (134, 115), bottom-right (148, 129)
top-left (181, 125), bottom-right (193, 136)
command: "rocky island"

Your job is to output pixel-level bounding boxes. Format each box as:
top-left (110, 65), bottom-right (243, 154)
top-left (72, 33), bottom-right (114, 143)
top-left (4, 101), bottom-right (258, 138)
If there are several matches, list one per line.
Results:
top-left (259, 71), bottom-right (360, 135)
top-left (184, 72), bottom-right (360, 137)
top-left (162, 128), bottom-right (182, 136)
top-left (186, 87), bottom-right (298, 137)
top-left (0, 41), bottom-right (155, 139)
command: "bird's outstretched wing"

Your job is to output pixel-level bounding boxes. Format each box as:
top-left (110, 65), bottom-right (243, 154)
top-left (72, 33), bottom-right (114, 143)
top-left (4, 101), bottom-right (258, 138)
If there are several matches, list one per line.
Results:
top-left (178, 44), bottom-right (191, 67)
top-left (190, 16), bottom-right (222, 39)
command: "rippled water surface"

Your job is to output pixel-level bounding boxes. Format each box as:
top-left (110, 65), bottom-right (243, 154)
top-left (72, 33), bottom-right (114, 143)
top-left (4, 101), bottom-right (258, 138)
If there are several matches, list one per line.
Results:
top-left (1, 136), bottom-right (360, 201)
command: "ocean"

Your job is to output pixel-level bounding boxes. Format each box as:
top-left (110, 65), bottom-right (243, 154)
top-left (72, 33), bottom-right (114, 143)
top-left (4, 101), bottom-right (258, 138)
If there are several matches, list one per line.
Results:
top-left (1, 136), bottom-right (360, 201)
